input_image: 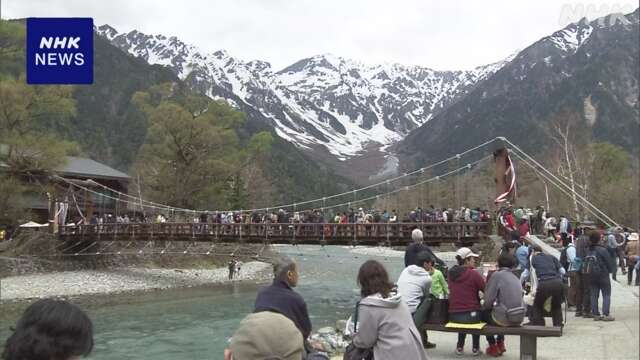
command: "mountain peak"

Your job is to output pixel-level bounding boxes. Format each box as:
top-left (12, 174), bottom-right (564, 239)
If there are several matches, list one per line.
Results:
top-left (97, 24), bottom-right (118, 40)
top-left (96, 25), bottom-right (513, 160)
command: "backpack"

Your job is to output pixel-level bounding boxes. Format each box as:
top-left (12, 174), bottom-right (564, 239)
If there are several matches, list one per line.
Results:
top-left (581, 249), bottom-right (602, 276)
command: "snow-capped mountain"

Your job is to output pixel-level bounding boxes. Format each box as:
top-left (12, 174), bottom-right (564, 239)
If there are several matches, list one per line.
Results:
top-left (398, 9), bottom-right (639, 170)
top-left (96, 24), bottom-right (513, 160)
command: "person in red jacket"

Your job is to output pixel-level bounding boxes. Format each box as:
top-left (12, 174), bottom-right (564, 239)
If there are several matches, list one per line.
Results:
top-left (448, 247), bottom-right (486, 356)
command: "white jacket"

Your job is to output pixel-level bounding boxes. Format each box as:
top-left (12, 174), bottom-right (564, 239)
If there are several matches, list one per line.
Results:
top-left (396, 265), bottom-right (432, 313)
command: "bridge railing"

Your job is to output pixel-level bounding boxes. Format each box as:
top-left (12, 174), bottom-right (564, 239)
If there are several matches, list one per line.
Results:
top-left (59, 222), bottom-right (491, 245)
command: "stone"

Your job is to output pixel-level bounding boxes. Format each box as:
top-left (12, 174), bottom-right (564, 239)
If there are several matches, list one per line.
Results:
top-left (317, 326), bottom-right (336, 335)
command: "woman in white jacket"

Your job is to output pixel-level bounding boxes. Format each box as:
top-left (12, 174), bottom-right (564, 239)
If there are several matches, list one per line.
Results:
top-left (353, 260), bottom-right (428, 360)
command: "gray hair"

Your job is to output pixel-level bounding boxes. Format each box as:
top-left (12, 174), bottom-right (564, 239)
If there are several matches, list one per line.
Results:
top-left (273, 256), bottom-right (296, 281)
top-left (411, 228), bottom-right (424, 243)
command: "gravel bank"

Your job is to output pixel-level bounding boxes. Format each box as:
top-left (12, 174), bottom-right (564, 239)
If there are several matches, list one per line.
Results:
top-left (0, 261), bottom-right (272, 302)
top-left (347, 246), bottom-right (458, 262)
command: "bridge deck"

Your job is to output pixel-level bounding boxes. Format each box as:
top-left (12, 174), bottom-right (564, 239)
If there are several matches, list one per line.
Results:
top-left (58, 222), bottom-right (491, 246)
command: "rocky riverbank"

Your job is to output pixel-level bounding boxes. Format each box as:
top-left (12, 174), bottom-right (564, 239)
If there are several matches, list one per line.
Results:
top-left (0, 261), bottom-right (272, 302)
top-left (348, 246), bottom-right (459, 263)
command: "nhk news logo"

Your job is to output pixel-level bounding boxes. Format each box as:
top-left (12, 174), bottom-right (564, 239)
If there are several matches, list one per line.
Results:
top-left (26, 18), bottom-right (94, 84)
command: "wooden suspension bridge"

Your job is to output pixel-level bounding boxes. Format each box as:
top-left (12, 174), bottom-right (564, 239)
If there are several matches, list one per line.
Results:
top-left (58, 222), bottom-right (491, 247)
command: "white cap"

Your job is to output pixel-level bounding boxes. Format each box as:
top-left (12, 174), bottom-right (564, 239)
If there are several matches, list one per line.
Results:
top-left (629, 233), bottom-right (639, 241)
top-left (456, 247), bottom-right (480, 259)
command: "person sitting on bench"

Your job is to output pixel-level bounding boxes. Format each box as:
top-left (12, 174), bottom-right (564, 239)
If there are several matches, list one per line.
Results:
top-left (448, 247), bottom-right (485, 356)
top-left (481, 253), bottom-right (526, 357)
top-left (397, 251), bottom-right (435, 348)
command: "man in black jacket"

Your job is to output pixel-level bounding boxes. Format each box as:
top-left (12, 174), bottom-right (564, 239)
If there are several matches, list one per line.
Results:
top-left (574, 232), bottom-right (592, 317)
top-left (255, 257), bottom-right (311, 338)
top-left (254, 257), bottom-right (325, 358)
top-left (587, 231), bottom-right (615, 321)
top-left (527, 245), bottom-right (566, 326)
top-left (404, 228), bottom-right (445, 268)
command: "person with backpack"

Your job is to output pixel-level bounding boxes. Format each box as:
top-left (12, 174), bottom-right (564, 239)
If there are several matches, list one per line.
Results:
top-left (574, 230), bottom-right (593, 317)
top-left (586, 231), bottom-right (615, 321)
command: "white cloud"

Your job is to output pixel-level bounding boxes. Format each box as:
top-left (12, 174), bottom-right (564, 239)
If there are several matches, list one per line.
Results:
top-left (2, 0), bottom-right (636, 71)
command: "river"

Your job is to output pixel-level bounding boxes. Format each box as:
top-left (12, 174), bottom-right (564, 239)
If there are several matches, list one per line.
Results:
top-left (0, 245), bottom-right (406, 359)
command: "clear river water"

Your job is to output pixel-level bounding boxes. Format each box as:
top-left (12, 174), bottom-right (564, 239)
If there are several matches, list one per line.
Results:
top-left (0, 246), bottom-right (406, 360)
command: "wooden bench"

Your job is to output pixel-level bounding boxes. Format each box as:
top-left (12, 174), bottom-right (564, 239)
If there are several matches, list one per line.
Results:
top-left (422, 323), bottom-right (562, 360)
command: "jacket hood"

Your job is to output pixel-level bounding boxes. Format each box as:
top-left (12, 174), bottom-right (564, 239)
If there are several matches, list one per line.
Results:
top-left (405, 265), bottom-right (430, 277)
top-left (449, 265), bottom-right (474, 282)
top-left (360, 292), bottom-right (402, 308)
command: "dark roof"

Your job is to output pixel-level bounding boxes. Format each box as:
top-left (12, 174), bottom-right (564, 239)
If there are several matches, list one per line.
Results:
top-left (57, 157), bottom-right (130, 180)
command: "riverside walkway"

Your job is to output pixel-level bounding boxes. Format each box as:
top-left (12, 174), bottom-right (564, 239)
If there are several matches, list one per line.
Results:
top-left (424, 235), bottom-right (640, 360)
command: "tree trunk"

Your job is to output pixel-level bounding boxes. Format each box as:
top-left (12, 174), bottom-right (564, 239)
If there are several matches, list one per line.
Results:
top-left (563, 132), bottom-right (581, 222)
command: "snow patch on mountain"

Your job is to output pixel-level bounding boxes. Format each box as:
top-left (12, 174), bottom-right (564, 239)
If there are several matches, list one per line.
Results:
top-left (96, 25), bottom-right (512, 160)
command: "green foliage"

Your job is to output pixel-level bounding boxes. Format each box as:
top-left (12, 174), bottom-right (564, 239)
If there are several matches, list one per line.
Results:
top-left (0, 19), bottom-right (353, 215)
top-left (0, 77), bottom-right (77, 174)
top-left (0, 174), bottom-right (31, 228)
top-left (0, 20), bottom-right (25, 79)
top-left (588, 142), bottom-right (630, 186)
top-left (132, 86), bottom-right (252, 209)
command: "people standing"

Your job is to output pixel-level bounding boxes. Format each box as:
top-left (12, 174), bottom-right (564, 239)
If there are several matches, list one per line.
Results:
top-left (228, 259), bottom-right (236, 280)
top-left (559, 216), bottom-right (570, 247)
top-left (564, 241), bottom-right (579, 309)
top-left (574, 229), bottom-right (592, 317)
top-left (626, 232), bottom-right (640, 286)
top-left (236, 261), bottom-right (242, 278)
top-left (586, 232), bottom-right (615, 321)
top-left (448, 247), bottom-right (485, 356)
top-left (405, 228), bottom-right (446, 268)
top-left (524, 245), bottom-right (565, 327)
top-left (544, 214), bottom-right (556, 239)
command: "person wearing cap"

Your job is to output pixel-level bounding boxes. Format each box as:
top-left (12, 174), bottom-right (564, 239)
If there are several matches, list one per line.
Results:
top-left (625, 232), bottom-right (640, 286)
top-left (405, 227), bottom-right (445, 268)
top-left (224, 311), bottom-right (304, 360)
top-left (448, 247), bottom-right (485, 356)
top-left (605, 229), bottom-right (622, 281)
top-left (523, 245), bottom-right (565, 326)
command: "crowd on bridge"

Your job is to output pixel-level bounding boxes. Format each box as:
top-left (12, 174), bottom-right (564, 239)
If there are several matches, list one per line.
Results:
top-left (81, 205), bottom-right (492, 226)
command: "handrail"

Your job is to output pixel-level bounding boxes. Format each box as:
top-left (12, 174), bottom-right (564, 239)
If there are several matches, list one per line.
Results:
top-left (59, 222), bottom-right (490, 245)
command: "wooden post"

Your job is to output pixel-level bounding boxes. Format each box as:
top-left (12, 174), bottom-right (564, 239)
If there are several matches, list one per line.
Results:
top-left (520, 335), bottom-right (537, 360)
